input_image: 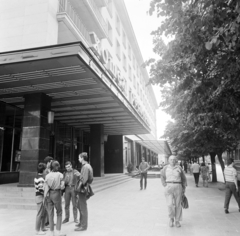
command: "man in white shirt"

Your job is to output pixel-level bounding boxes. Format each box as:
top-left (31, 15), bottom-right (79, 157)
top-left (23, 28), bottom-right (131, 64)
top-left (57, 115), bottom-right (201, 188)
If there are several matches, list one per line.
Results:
top-left (224, 158), bottom-right (240, 214)
top-left (191, 161), bottom-right (200, 187)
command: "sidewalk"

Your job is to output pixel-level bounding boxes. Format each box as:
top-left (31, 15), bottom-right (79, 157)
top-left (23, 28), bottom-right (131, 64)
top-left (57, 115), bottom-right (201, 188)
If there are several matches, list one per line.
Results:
top-left (0, 173), bottom-right (240, 236)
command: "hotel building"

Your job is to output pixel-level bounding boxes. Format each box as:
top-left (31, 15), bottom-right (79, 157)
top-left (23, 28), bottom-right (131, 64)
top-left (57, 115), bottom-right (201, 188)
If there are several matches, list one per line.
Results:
top-left (0, 0), bottom-right (171, 186)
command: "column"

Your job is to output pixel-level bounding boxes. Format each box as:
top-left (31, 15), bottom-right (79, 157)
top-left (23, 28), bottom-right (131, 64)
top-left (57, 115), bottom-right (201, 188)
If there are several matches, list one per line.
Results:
top-left (90, 124), bottom-right (104, 177)
top-left (18, 93), bottom-right (51, 187)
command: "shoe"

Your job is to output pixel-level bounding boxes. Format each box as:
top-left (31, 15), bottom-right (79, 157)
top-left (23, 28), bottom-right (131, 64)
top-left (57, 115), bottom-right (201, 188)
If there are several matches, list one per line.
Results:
top-left (35, 231), bottom-right (46, 235)
top-left (62, 218), bottom-right (69, 224)
top-left (196, 185), bottom-right (198, 187)
top-left (74, 219), bottom-right (78, 223)
top-left (169, 218), bottom-right (174, 227)
top-left (41, 228), bottom-right (48, 232)
top-left (75, 223), bottom-right (81, 227)
top-left (74, 227), bottom-right (87, 231)
top-left (45, 224), bottom-right (50, 228)
top-left (175, 221), bottom-right (181, 227)
top-left (140, 188), bottom-right (142, 190)
top-left (225, 209), bottom-right (229, 214)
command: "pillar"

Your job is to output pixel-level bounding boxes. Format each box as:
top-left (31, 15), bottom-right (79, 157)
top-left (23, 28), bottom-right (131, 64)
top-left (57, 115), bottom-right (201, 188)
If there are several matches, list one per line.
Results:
top-left (18, 93), bottom-right (51, 187)
top-left (90, 124), bottom-right (104, 177)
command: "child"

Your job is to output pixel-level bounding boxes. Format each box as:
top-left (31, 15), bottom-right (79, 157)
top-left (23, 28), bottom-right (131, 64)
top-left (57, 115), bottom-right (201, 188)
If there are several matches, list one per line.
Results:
top-left (34, 163), bottom-right (48, 235)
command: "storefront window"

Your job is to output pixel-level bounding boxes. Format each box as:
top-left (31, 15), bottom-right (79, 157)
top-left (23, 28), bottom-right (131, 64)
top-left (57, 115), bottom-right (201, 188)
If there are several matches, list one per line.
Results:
top-left (0, 102), bottom-right (22, 172)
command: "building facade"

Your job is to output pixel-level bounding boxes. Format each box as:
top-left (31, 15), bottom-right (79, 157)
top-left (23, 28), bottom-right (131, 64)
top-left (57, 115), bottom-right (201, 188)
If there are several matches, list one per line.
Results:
top-left (0, 0), bottom-right (170, 185)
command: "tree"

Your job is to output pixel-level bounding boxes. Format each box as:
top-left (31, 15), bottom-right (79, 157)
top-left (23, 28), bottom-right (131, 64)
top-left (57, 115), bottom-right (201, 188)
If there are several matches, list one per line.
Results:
top-left (148, 0), bottom-right (240, 181)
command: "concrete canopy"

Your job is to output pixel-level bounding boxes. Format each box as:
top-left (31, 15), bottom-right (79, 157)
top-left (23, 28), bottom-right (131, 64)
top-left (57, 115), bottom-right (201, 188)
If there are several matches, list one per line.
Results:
top-left (135, 140), bottom-right (172, 155)
top-left (0, 42), bottom-right (150, 135)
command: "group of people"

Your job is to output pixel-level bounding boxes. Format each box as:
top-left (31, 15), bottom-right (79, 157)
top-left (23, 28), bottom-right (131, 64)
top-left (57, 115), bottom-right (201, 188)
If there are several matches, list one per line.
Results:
top-left (34, 152), bottom-right (93, 236)
top-left (160, 155), bottom-right (240, 228)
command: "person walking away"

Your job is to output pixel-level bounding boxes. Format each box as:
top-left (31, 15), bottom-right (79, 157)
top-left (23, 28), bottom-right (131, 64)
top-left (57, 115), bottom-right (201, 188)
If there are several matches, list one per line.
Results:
top-left (191, 161), bottom-right (200, 187)
top-left (75, 152), bottom-right (93, 231)
top-left (183, 162), bottom-right (188, 173)
top-left (200, 162), bottom-right (209, 187)
top-left (160, 155), bottom-right (187, 228)
top-left (34, 163), bottom-right (48, 235)
top-left (224, 158), bottom-right (240, 214)
top-left (45, 161), bottom-right (66, 236)
top-left (62, 161), bottom-right (80, 224)
top-left (139, 157), bottom-right (150, 190)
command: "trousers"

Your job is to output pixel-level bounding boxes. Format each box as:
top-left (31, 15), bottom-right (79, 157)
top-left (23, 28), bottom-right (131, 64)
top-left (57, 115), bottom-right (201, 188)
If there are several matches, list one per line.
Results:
top-left (140, 173), bottom-right (147, 189)
top-left (224, 182), bottom-right (240, 209)
top-left (193, 173), bottom-right (200, 185)
top-left (64, 186), bottom-right (78, 220)
top-left (164, 184), bottom-right (183, 221)
top-left (35, 195), bottom-right (47, 231)
top-left (77, 192), bottom-right (88, 229)
top-left (46, 190), bottom-right (62, 231)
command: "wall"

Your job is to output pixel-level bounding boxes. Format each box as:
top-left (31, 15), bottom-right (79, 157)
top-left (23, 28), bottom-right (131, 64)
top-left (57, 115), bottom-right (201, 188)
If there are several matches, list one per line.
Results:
top-left (0, 0), bottom-right (59, 52)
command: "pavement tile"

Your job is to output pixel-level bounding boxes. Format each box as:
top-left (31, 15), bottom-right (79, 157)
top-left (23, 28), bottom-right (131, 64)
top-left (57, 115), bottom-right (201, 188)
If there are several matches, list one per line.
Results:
top-left (1, 166), bottom-right (240, 236)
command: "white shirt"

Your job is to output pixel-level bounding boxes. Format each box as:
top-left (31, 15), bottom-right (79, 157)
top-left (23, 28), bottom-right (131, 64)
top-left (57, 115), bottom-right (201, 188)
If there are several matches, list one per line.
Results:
top-left (191, 163), bottom-right (200, 173)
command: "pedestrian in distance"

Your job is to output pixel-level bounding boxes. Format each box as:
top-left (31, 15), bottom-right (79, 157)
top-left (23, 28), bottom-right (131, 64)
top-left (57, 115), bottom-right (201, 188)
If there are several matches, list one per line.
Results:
top-left (223, 158), bottom-right (240, 214)
top-left (75, 152), bottom-right (93, 232)
top-left (34, 163), bottom-right (48, 235)
top-left (45, 161), bottom-right (66, 236)
top-left (62, 161), bottom-right (81, 224)
top-left (200, 162), bottom-right (209, 187)
top-left (138, 157), bottom-right (150, 190)
top-left (188, 162), bottom-right (193, 175)
top-left (191, 161), bottom-right (200, 187)
top-left (160, 155), bottom-right (187, 228)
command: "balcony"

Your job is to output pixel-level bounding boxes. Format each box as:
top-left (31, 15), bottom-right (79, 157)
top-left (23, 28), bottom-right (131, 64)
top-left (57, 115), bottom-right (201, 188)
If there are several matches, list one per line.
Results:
top-left (57, 0), bottom-right (91, 45)
top-left (69, 0), bottom-right (108, 39)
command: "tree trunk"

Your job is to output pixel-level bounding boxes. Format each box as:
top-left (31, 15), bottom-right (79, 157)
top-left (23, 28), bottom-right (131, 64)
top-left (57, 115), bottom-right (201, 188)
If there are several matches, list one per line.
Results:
top-left (217, 152), bottom-right (225, 183)
top-left (210, 152), bottom-right (217, 182)
top-left (202, 155), bottom-right (205, 163)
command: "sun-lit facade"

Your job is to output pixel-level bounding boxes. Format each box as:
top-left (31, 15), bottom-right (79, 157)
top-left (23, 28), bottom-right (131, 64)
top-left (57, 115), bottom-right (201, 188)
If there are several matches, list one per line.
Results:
top-left (0, 0), bottom-right (170, 185)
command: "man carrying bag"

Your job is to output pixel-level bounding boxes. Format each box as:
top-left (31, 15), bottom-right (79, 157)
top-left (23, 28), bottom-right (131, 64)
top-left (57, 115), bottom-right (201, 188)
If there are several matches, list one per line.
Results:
top-left (74, 152), bottom-right (93, 232)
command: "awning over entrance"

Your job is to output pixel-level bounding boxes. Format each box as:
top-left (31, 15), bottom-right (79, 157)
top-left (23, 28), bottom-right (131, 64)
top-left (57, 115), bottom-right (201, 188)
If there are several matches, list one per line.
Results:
top-left (135, 140), bottom-right (172, 155)
top-left (0, 42), bottom-right (150, 135)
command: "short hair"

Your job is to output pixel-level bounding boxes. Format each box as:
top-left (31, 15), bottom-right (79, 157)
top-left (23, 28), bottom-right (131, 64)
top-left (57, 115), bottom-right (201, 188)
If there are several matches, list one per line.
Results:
top-left (79, 152), bottom-right (88, 161)
top-left (51, 161), bottom-right (60, 172)
top-left (227, 158), bottom-right (234, 166)
top-left (44, 156), bottom-right (53, 164)
top-left (201, 162), bottom-right (205, 166)
top-left (169, 155), bottom-right (178, 160)
top-left (37, 163), bottom-right (46, 173)
top-left (65, 161), bottom-right (72, 166)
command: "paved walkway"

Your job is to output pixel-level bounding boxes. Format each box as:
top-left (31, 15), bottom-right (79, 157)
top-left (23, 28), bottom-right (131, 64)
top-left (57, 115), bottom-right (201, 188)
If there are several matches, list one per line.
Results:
top-left (1, 171), bottom-right (240, 236)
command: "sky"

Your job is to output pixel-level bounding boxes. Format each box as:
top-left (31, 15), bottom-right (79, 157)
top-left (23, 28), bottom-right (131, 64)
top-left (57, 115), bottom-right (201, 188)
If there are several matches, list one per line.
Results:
top-left (124, 0), bottom-right (171, 138)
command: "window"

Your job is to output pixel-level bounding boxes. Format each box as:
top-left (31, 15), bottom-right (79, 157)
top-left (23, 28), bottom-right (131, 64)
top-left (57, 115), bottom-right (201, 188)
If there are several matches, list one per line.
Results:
top-left (128, 66), bottom-right (132, 81)
top-left (122, 31), bottom-right (126, 49)
top-left (133, 75), bottom-right (136, 88)
top-left (107, 21), bottom-right (113, 44)
top-left (128, 44), bottom-right (131, 60)
top-left (106, 0), bottom-right (113, 17)
top-left (116, 39), bottom-right (121, 60)
top-left (123, 53), bottom-right (127, 71)
top-left (116, 15), bottom-right (121, 35)
top-left (133, 57), bottom-right (136, 70)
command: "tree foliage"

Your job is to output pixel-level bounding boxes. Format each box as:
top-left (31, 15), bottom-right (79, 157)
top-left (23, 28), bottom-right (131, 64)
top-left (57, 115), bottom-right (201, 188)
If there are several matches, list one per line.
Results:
top-left (149, 0), bottom-right (240, 155)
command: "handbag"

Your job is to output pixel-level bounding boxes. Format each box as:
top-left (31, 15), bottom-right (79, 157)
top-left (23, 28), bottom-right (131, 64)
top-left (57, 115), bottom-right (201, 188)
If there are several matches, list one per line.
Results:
top-left (75, 179), bottom-right (84, 193)
top-left (86, 184), bottom-right (94, 200)
top-left (181, 194), bottom-right (189, 209)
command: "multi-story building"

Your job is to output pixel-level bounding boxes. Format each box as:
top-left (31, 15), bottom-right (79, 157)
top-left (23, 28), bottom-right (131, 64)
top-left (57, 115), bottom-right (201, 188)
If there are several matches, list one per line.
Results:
top-left (0, 0), bottom-right (171, 185)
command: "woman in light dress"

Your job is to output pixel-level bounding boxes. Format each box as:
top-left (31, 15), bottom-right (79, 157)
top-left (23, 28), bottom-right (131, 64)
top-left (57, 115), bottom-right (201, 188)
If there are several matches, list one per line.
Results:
top-left (200, 162), bottom-right (209, 187)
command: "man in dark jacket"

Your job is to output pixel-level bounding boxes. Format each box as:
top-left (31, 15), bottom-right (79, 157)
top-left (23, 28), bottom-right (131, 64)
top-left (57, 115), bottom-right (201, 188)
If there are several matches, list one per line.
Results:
top-left (62, 161), bottom-right (80, 224)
